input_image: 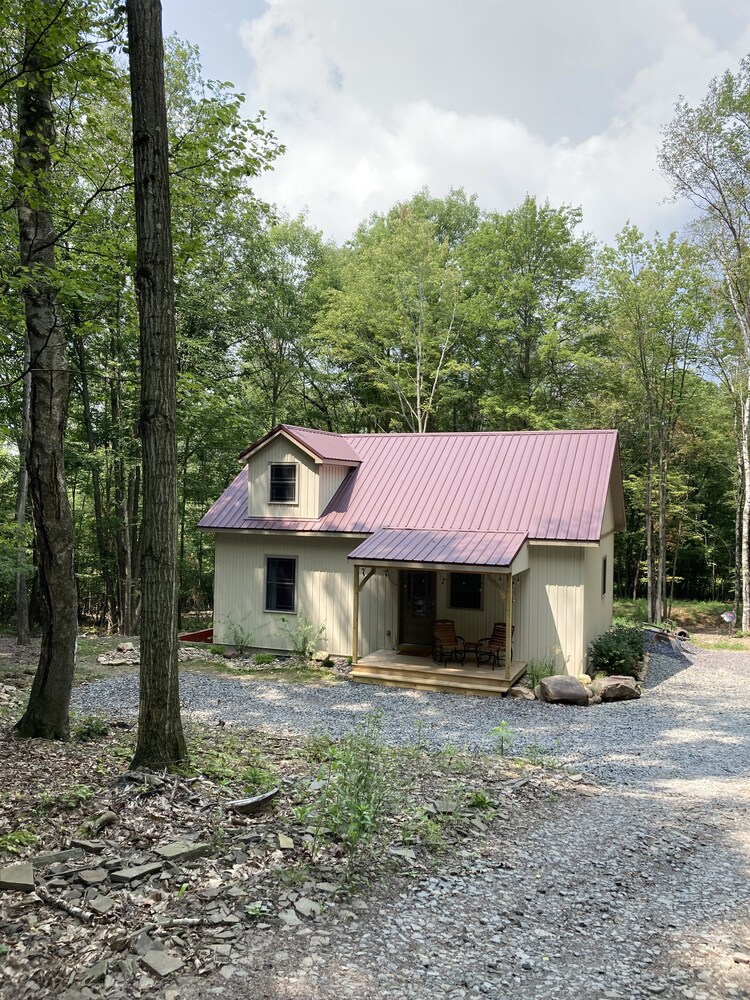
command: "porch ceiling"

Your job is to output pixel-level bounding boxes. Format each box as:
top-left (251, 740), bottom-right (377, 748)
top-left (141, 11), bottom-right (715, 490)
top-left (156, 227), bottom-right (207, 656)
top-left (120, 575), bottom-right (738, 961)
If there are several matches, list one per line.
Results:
top-left (347, 527), bottom-right (528, 572)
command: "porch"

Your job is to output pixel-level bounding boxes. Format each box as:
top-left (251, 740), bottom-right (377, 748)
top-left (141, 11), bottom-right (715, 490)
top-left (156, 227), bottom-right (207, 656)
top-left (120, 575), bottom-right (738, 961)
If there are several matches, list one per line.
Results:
top-left (351, 648), bottom-right (528, 697)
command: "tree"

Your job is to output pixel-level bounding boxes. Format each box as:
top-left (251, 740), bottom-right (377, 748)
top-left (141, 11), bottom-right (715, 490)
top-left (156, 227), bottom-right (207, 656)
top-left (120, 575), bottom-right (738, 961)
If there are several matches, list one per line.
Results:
top-left (660, 56), bottom-right (750, 628)
top-left (598, 227), bottom-right (711, 622)
top-left (9, 0), bottom-right (79, 739)
top-left (461, 196), bottom-right (597, 430)
top-left (126, 0), bottom-right (186, 768)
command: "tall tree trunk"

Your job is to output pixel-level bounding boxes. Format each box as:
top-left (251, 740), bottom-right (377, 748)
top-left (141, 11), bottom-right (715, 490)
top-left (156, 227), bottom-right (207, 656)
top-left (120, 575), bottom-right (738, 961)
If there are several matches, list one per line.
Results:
top-left (15, 336), bottom-right (32, 646)
top-left (742, 392), bottom-right (750, 633)
top-left (656, 436), bottom-right (668, 624)
top-left (14, 7), bottom-right (78, 739)
top-left (735, 444), bottom-right (743, 619)
top-left (127, 0), bottom-right (186, 768)
top-left (645, 406), bottom-right (655, 624)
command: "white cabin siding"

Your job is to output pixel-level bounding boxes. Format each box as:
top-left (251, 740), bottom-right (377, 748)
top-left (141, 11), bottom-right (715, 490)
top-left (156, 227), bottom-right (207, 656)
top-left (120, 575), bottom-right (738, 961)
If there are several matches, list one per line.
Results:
top-left (246, 439), bottom-right (319, 519)
top-left (319, 464), bottom-right (351, 513)
top-left (582, 530), bottom-right (615, 666)
top-left (523, 545), bottom-right (585, 673)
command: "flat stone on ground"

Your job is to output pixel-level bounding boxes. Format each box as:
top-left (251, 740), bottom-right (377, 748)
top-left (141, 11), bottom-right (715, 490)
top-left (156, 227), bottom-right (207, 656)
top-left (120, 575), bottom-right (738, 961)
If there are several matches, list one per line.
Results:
top-left (154, 841), bottom-right (212, 862)
top-left (89, 893), bottom-right (116, 914)
top-left (78, 867), bottom-right (108, 886)
top-left (0, 863), bottom-right (34, 892)
top-left (141, 950), bottom-right (184, 978)
top-left (111, 862), bottom-right (163, 884)
top-left (32, 848), bottom-right (84, 867)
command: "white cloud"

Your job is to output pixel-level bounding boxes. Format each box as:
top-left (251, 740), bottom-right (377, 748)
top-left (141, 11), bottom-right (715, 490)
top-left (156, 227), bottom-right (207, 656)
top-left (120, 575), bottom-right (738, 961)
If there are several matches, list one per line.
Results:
top-left (239, 0), bottom-right (750, 244)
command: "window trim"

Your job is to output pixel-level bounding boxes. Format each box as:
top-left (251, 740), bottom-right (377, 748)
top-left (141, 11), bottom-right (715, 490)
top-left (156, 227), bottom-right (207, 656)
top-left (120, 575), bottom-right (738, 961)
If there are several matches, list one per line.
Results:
top-left (268, 462), bottom-right (298, 505)
top-left (265, 555), bottom-right (298, 614)
top-left (448, 572), bottom-right (483, 611)
top-left (601, 555), bottom-right (607, 598)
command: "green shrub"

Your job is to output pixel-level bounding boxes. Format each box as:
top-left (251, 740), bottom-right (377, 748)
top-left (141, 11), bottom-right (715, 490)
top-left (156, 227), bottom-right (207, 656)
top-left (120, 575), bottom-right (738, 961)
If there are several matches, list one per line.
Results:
top-left (73, 716), bottom-right (110, 742)
top-left (209, 644), bottom-right (226, 655)
top-left (587, 625), bottom-right (645, 677)
top-left (254, 653), bottom-right (276, 665)
top-left (526, 659), bottom-right (554, 688)
top-left (277, 610), bottom-right (326, 660)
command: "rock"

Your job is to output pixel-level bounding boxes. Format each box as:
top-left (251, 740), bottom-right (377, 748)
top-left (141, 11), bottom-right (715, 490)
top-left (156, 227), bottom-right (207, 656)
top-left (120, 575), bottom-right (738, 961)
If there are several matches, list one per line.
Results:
top-left (121, 770), bottom-right (164, 788)
top-left (81, 959), bottom-right (109, 983)
top-left (135, 932), bottom-right (162, 956)
top-left (278, 907), bottom-right (302, 927)
top-left (89, 893), bottom-right (116, 915)
top-left (591, 676), bottom-right (641, 701)
top-left (0, 863), bottom-right (34, 892)
top-left (295, 897), bottom-right (321, 918)
top-left (91, 810), bottom-right (118, 832)
top-left (117, 642), bottom-right (135, 652)
top-left (537, 675), bottom-right (590, 706)
top-left (508, 686), bottom-right (535, 700)
top-left (227, 787), bottom-right (280, 815)
top-left (223, 647), bottom-right (240, 659)
top-left (78, 868), bottom-right (108, 886)
top-left (141, 950), bottom-right (184, 978)
top-left (589, 694), bottom-right (603, 705)
top-left (111, 862), bottom-right (163, 884)
top-left (32, 848), bottom-right (84, 867)
top-left (71, 839), bottom-right (105, 854)
top-left (155, 841), bottom-right (212, 862)
top-left (278, 833), bottom-right (294, 850)
top-left (733, 952), bottom-right (750, 964)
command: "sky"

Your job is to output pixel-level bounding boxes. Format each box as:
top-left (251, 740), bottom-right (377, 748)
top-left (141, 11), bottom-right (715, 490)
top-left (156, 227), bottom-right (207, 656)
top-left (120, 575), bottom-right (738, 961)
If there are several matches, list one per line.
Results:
top-left (161, 0), bottom-right (750, 246)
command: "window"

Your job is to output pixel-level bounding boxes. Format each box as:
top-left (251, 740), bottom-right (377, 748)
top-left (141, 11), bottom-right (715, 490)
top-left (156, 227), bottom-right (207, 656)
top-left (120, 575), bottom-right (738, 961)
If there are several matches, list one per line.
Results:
top-left (449, 572), bottom-right (483, 610)
top-left (269, 463), bottom-right (297, 504)
top-left (266, 557), bottom-right (296, 612)
top-left (601, 555), bottom-right (607, 597)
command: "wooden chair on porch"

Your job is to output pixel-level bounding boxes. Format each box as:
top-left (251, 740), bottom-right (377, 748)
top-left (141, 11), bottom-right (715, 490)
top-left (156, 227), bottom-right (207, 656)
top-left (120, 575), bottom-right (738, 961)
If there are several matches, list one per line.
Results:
top-left (432, 619), bottom-right (467, 664)
top-left (476, 622), bottom-right (515, 670)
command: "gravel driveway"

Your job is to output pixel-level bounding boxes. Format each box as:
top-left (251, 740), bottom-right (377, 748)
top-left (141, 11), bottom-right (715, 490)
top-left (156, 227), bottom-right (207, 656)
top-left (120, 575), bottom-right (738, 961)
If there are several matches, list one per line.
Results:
top-left (74, 647), bottom-right (750, 999)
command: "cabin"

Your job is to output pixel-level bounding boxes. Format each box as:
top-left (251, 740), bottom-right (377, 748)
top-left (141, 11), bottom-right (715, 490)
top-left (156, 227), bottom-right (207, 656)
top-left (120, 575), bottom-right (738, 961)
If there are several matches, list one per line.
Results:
top-left (198, 424), bottom-right (625, 695)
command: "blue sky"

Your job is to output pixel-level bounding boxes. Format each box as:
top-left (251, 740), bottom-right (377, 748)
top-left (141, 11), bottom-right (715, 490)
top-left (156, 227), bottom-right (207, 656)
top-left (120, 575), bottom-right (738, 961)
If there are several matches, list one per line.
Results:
top-left (161, 0), bottom-right (750, 245)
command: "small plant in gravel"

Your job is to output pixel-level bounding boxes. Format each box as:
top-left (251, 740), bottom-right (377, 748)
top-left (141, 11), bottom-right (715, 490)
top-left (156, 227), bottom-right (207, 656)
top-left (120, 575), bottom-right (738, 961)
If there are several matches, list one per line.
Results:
top-left (304, 709), bottom-right (393, 861)
top-left (254, 652), bottom-right (276, 665)
top-left (520, 742), bottom-right (559, 768)
top-left (490, 720), bottom-right (515, 756)
top-left (222, 613), bottom-right (255, 654)
top-left (467, 788), bottom-right (494, 809)
top-left (0, 828), bottom-right (39, 855)
top-left (38, 784), bottom-right (94, 812)
top-left (209, 644), bottom-right (226, 655)
top-left (588, 625), bottom-right (645, 678)
top-left (438, 743), bottom-right (471, 774)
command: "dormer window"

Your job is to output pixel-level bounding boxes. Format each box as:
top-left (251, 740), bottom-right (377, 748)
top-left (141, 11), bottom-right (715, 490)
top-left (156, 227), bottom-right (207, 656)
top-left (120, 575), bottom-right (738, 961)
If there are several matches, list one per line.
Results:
top-left (269, 463), bottom-right (297, 504)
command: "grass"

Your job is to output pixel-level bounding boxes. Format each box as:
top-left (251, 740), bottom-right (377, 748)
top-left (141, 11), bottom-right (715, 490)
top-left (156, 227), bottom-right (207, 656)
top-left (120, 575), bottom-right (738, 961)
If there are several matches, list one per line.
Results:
top-left (613, 598), bottom-right (736, 631)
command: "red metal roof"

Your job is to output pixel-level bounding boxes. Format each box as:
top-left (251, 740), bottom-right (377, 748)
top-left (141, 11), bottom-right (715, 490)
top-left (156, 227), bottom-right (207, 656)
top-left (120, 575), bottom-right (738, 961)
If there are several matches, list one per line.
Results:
top-left (237, 424), bottom-right (361, 465)
top-left (199, 428), bottom-right (623, 543)
top-left (348, 528), bottom-right (527, 567)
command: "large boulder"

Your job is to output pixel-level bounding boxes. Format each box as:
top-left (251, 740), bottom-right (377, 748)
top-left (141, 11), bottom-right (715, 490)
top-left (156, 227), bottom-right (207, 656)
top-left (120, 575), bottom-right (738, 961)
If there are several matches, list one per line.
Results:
top-left (590, 675), bottom-right (641, 701)
top-left (537, 675), bottom-right (590, 706)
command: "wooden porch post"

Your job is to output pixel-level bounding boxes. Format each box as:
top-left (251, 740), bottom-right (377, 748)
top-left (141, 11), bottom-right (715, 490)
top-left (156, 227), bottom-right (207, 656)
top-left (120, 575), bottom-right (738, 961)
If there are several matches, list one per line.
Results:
top-left (352, 564), bottom-right (360, 664)
top-left (505, 572), bottom-right (513, 680)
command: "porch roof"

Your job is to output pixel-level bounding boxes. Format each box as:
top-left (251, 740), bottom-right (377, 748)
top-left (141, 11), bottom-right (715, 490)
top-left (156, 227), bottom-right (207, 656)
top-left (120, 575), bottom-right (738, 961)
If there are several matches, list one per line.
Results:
top-left (347, 527), bottom-right (528, 570)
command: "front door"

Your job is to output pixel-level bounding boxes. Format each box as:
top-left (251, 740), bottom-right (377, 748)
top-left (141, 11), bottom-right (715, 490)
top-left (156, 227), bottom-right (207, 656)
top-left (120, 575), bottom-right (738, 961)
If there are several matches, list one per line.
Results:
top-left (399, 571), bottom-right (436, 647)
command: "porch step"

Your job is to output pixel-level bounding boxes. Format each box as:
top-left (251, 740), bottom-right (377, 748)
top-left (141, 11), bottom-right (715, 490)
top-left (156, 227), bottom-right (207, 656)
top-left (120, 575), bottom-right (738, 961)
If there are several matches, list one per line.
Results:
top-left (350, 663), bottom-right (520, 697)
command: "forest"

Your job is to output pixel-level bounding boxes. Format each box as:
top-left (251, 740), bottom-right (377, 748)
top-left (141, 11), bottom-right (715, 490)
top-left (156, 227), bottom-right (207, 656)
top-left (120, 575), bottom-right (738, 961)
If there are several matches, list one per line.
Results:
top-left (2, 3), bottom-right (750, 643)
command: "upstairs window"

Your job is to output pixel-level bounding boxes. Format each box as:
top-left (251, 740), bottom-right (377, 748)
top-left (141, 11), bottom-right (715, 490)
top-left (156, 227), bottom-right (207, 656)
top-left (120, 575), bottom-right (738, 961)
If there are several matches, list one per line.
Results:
top-left (602, 555), bottom-right (608, 597)
top-left (449, 572), bottom-right (483, 611)
top-left (269, 463), bottom-right (297, 504)
top-left (266, 557), bottom-right (296, 612)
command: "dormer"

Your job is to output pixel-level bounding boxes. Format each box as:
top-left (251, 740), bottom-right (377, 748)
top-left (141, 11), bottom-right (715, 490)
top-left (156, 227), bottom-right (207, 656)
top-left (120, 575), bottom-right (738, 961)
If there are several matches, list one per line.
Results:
top-left (238, 424), bottom-right (361, 520)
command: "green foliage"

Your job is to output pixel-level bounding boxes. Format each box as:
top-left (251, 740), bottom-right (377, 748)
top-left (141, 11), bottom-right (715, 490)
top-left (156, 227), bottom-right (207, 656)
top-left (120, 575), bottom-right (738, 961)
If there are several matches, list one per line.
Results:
top-left (302, 710), bottom-right (391, 860)
top-left (526, 660), bottom-right (555, 688)
top-left (253, 652), bottom-right (276, 665)
top-left (222, 613), bottom-right (254, 654)
top-left (72, 716), bottom-right (110, 742)
top-left (38, 784), bottom-right (94, 812)
top-left (490, 721), bottom-right (515, 756)
top-left (467, 788), bottom-right (494, 809)
top-left (587, 625), bottom-right (645, 678)
top-left (209, 644), bottom-right (226, 655)
top-left (277, 611), bottom-right (326, 660)
top-left (0, 828), bottom-right (38, 855)
top-left (185, 733), bottom-right (277, 795)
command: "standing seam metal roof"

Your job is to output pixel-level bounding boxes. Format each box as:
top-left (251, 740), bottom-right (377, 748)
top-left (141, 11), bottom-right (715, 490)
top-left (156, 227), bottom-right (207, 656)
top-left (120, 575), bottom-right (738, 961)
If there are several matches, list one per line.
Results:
top-left (198, 428), bottom-right (621, 543)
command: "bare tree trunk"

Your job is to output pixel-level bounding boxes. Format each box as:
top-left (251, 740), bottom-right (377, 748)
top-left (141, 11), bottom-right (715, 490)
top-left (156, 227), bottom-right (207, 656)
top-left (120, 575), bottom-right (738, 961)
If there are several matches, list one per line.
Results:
top-left (127, 0), bottom-right (186, 768)
top-left (742, 392), bottom-right (750, 632)
top-left (645, 409), bottom-right (655, 624)
top-left (656, 436), bottom-right (668, 624)
top-left (15, 336), bottom-right (32, 646)
top-left (14, 6), bottom-right (78, 739)
top-left (735, 444), bottom-right (743, 619)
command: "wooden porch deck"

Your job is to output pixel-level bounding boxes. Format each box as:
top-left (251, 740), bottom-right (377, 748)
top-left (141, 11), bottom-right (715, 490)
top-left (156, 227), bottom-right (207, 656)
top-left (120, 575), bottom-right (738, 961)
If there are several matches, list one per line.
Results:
top-left (351, 648), bottom-right (528, 697)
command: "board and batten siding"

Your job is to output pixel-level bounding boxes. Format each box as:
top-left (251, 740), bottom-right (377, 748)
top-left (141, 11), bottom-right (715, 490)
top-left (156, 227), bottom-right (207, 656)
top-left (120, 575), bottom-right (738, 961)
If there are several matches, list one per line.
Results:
top-left (245, 439), bottom-right (351, 520)
top-left (520, 546), bottom-right (585, 673)
top-left (213, 533), bottom-right (396, 657)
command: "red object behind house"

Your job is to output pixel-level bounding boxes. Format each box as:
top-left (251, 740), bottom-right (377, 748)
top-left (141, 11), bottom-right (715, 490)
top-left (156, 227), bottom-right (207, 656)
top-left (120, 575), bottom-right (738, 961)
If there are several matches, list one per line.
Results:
top-left (178, 627), bottom-right (213, 643)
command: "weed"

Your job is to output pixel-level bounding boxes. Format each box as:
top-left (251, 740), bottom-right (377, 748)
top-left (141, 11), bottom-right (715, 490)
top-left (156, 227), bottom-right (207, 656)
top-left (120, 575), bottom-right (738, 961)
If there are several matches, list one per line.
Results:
top-left (0, 828), bottom-right (39, 855)
top-left (254, 652), bottom-right (276, 665)
top-left (526, 660), bottom-right (554, 688)
top-left (490, 721), bottom-right (515, 756)
top-left (73, 716), bottom-right (110, 742)
top-left (305, 710), bottom-right (391, 860)
top-left (277, 610), bottom-right (326, 660)
top-left (301, 728), bottom-right (334, 763)
top-left (222, 613), bottom-right (254, 653)
top-left (38, 784), bottom-right (94, 812)
top-left (209, 644), bottom-right (226, 655)
top-left (467, 788), bottom-right (494, 809)
top-left (521, 742), bottom-right (558, 768)
top-left (438, 744), bottom-right (470, 774)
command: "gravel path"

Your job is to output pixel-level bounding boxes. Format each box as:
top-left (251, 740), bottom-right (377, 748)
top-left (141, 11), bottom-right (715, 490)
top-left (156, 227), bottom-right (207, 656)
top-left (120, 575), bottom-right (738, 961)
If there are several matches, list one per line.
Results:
top-left (74, 646), bottom-right (750, 999)
top-left (75, 646), bottom-right (750, 793)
